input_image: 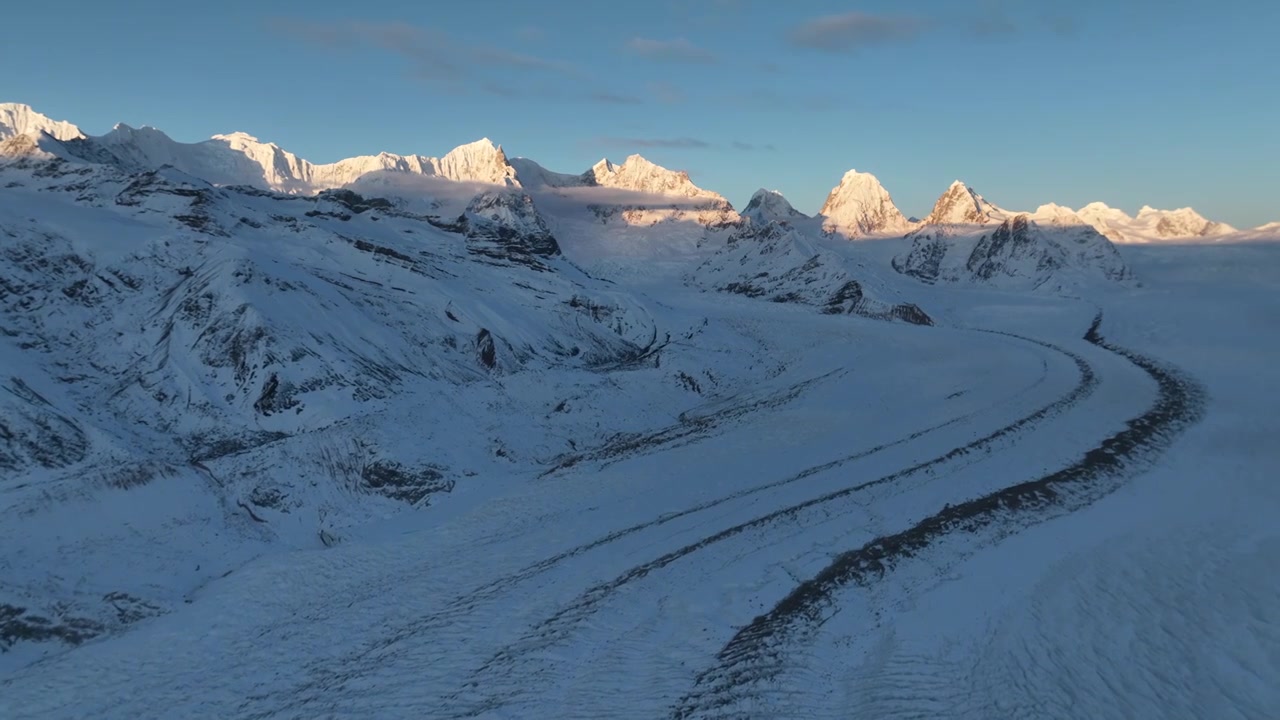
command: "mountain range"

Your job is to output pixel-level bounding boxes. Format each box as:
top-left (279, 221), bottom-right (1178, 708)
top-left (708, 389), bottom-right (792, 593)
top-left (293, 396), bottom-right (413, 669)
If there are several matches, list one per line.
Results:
top-left (1, 99), bottom-right (1277, 711)
top-left (1, 103), bottom-right (1264, 249)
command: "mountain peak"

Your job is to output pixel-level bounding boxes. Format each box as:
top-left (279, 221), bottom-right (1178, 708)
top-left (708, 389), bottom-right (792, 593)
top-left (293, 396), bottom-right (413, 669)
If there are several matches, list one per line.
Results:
top-left (1136, 205), bottom-right (1235, 238)
top-left (819, 169), bottom-right (910, 237)
top-left (923, 180), bottom-right (1005, 225)
top-left (743, 188), bottom-right (805, 225)
top-left (585, 154), bottom-right (721, 201)
top-left (212, 131), bottom-right (265, 144)
top-left (437, 138), bottom-right (517, 186)
top-left (0, 103), bottom-right (84, 142)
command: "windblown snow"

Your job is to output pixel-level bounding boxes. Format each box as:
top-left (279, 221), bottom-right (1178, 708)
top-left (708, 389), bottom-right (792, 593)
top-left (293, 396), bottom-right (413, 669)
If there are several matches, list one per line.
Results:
top-left (1, 101), bottom-right (1276, 720)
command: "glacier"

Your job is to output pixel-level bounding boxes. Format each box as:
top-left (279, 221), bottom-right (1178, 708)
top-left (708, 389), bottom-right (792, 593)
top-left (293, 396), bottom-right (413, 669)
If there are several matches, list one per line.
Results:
top-left (1, 102), bottom-right (1277, 720)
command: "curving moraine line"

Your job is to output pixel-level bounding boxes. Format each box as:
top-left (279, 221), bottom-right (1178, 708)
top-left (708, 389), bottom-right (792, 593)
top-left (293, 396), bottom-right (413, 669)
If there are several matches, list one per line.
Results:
top-left (671, 314), bottom-right (1206, 718)
top-left (440, 329), bottom-right (1103, 717)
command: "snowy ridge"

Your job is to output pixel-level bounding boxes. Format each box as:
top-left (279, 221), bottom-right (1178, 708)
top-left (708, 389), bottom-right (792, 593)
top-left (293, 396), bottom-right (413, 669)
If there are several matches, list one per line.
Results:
top-left (68, 123), bottom-right (517, 194)
top-left (0, 103), bottom-right (84, 142)
top-left (819, 169), bottom-right (912, 237)
top-left (895, 213), bottom-right (1129, 290)
top-left (1069, 201), bottom-right (1238, 243)
top-left (689, 221), bottom-right (932, 324)
top-left (0, 151), bottom-right (730, 655)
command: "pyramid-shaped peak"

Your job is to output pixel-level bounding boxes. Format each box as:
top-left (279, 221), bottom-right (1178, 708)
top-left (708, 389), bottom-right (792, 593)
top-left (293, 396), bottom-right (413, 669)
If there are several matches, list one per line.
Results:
top-left (747, 188), bottom-right (789, 205)
top-left (924, 180), bottom-right (1005, 225)
top-left (436, 137), bottom-right (517, 186)
top-left (744, 188), bottom-right (805, 224)
top-left (820, 168), bottom-right (909, 237)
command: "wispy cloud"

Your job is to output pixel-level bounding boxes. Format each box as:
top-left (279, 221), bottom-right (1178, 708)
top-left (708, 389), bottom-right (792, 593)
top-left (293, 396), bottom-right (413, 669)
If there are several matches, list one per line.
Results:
top-left (272, 18), bottom-right (644, 103)
top-left (597, 136), bottom-right (713, 149)
top-left (585, 91), bottom-right (645, 105)
top-left (731, 141), bottom-right (777, 152)
top-left (788, 12), bottom-right (930, 52)
top-left (626, 37), bottom-right (717, 63)
top-left (648, 82), bottom-right (686, 105)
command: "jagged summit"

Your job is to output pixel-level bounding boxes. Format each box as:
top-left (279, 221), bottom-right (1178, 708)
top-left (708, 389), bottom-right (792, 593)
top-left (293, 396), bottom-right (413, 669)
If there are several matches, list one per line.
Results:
top-left (923, 180), bottom-right (1006, 225)
top-left (819, 169), bottom-right (910, 237)
top-left (585, 154), bottom-right (725, 201)
top-left (1075, 201), bottom-right (1235, 242)
top-left (0, 103), bottom-right (84, 141)
top-left (435, 138), bottom-right (516, 187)
top-left (1136, 205), bottom-right (1235, 238)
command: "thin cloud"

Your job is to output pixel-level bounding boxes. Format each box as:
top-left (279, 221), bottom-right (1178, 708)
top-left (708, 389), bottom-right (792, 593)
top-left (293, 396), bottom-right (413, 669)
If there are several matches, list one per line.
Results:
top-left (626, 37), bottom-right (717, 63)
top-left (273, 18), bottom-right (645, 105)
top-left (473, 48), bottom-right (580, 75)
top-left (648, 82), bottom-right (686, 105)
top-left (787, 12), bottom-right (930, 52)
top-left (731, 141), bottom-right (777, 152)
top-left (597, 136), bottom-right (713, 149)
top-left (274, 19), bottom-right (581, 81)
top-left (585, 91), bottom-right (645, 105)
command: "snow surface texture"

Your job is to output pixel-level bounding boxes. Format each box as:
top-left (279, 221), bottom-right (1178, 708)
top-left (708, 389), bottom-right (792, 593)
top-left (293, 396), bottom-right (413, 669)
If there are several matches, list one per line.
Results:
top-left (2, 102), bottom-right (1278, 719)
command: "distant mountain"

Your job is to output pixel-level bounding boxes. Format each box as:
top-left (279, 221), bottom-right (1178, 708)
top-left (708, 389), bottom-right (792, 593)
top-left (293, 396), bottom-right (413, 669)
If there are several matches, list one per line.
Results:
top-left (1075, 201), bottom-right (1235, 243)
top-left (689, 221), bottom-right (931, 324)
top-left (922, 181), bottom-right (1008, 225)
top-left (0, 102), bottom-right (84, 141)
top-left (894, 185), bottom-right (1128, 290)
top-left (896, 216), bottom-right (1129, 290)
top-left (507, 154), bottom-right (741, 265)
top-left (741, 189), bottom-right (808, 226)
top-left (818, 169), bottom-right (912, 237)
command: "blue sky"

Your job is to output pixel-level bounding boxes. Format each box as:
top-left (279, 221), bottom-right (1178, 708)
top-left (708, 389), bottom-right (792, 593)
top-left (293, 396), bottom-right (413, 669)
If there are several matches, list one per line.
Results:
top-left (3, 0), bottom-right (1277, 225)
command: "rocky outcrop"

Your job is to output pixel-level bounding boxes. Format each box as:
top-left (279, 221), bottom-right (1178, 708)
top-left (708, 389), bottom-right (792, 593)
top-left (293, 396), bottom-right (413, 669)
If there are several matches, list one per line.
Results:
top-left (690, 221), bottom-right (931, 324)
top-left (896, 214), bottom-right (1129, 290)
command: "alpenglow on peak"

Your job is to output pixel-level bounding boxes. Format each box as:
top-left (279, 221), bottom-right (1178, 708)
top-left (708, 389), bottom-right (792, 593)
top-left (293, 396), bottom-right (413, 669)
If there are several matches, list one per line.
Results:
top-left (819, 169), bottom-right (911, 237)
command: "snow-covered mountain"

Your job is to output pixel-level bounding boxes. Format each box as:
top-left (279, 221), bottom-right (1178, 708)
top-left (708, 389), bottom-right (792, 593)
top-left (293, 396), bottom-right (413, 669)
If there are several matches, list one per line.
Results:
top-left (896, 214), bottom-right (1129, 290)
top-left (818, 169), bottom-right (912, 237)
top-left (894, 184), bottom-right (1128, 290)
top-left (507, 154), bottom-right (741, 267)
top-left (922, 181), bottom-right (1008, 226)
top-left (688, 221), bottom-right (932, 324)
top-left (5, 101), bottom-right (1278, 720)
top-left (2, 143), bottom-right (760, 652)
top-left (0, 102), bottom-right (84, 141)
top-left (741, 189), bottom-right (807, 226)
top-left (1074, 201), bottom-right (1236, 243)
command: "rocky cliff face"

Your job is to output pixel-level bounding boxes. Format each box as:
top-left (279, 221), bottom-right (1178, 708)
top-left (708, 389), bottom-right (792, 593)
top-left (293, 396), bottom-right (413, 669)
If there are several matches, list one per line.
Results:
top-left (689, 221), bottom-right (931, 324)
top-left (896, 213), bottom-right (1129, 290)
